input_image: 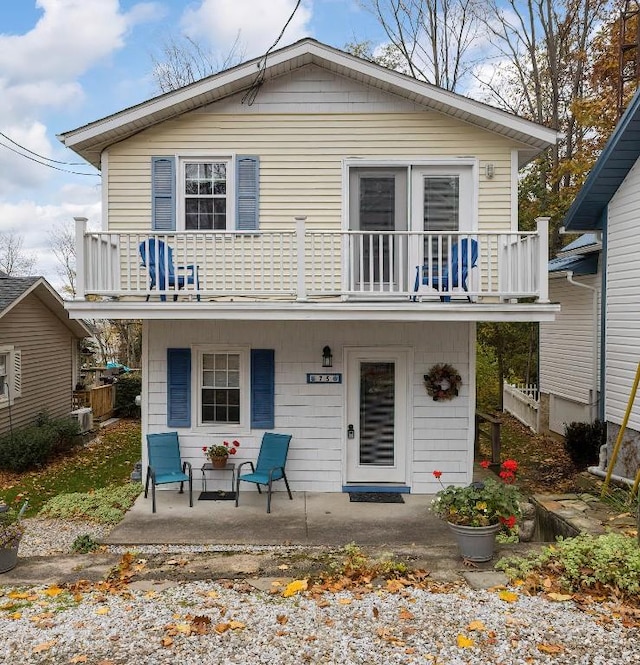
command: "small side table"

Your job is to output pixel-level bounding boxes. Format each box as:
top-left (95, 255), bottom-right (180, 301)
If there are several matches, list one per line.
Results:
top-left (200, 462), bottom-right (236, 493)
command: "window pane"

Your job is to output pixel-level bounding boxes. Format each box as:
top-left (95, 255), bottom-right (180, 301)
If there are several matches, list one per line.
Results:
top-left (202, 371), bottom-right (214, 387)
top-left (227, 355), bottom-right (239, 370)
top-left (215, 406), bottom-right (227, 421)
top-left (228, 371), bottom-right (239, 388)
top-left (228, 406), bottom-right (240, 422)
top-left (203, 354), bottom-right (215, 370)
top-left (202, 405), bottom-right (215, 422)
top-left (214, 354), bottom-right (227, 370)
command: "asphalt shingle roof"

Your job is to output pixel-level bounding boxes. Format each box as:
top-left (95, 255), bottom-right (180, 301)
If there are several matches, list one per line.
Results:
top-left (0, 275), bottom-right (40, 314)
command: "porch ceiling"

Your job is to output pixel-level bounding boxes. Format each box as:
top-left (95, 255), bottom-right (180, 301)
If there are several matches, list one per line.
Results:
top-left (64, 300), bottom-right (560, 323)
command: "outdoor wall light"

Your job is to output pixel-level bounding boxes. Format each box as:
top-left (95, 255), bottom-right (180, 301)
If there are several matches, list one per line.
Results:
top-left (485, 163), bottom-right (495, 179)
top-left (322, 346), bottom-right (333, 368)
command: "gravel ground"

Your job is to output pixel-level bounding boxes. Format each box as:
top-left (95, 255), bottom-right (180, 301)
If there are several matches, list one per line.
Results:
top-left (5, 518), bottom-right (639, 664)
top-left (0, 579), bottom-right (638, 664)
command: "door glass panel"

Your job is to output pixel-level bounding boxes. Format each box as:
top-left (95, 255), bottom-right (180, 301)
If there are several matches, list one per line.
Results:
top-left (422, 175), bottom-right (459, 261)
top-left (359, 362), bottom-right (395, 466)
top-left (360, 176), bottom-right (395, 283)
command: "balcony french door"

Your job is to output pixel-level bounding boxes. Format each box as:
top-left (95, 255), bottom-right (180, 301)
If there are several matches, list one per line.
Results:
top-left (349, 168), bottom-right (407, 290)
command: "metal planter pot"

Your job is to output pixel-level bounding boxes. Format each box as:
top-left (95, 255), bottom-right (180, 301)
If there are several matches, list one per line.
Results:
top-left (0, 544), bottom-right (20, 574)
top-left (447, 522), bottom-right (500, 562)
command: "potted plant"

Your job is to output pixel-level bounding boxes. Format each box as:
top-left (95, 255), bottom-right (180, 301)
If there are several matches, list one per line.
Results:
top-left (202, 440), bottom-right (240, 468)
top-left (0, 500), bottom-right (28, 574)
top-left (431, 461), bottom-right (522, 562)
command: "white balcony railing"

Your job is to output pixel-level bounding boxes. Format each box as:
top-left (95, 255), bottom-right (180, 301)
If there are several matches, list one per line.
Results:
top-left (74, 217), bottom-right (550, 303)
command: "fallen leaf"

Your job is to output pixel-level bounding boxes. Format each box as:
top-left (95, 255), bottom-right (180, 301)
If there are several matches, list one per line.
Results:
top-left (538, 643), bottom-right (564, 654)
top-left (372, 606), bottom-right (379, 619)
top-left (8, 612), bottom-right (22, 620)
top-left (229, 620), bottom-right (245, 630)
top-left (96, 607), bottom-right (110, 615)
top-left (69, 656), bottom-right (88, 663)
top-left (399, 608), bottom-right (414, 620)
top-left (338, 598), bottom-right (352, 605)
top-left (215, 623), bottom-right (230, 634)
top-left (8, 592), bottom-right (29, 600)
top-left (547, 593), bottom-right (573, 602)
top-left (161, 637), bottom-right (174, 647)
top-left (468, 620), bottom-right (485, 631)
top-left (33, 640), bottom-right (57, 653)
top-left (175, 623), bottom-right (192, 635)
top-left (277, 564), bottom-right (289, 570)
top-left (498, 590), bottom-right (519, 603)
top-left (456, 634), bottom-right (475, 648)
top-left (44, 586), bottom-right (64, 597)
top-left (282, 579), bottom-right (308, 598)
top-left (206, 590), bottom-right (218, 598)
top-left (276, 614), bottom-right (289, 625)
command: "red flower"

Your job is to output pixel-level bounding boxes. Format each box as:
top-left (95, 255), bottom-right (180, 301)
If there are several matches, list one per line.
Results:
top-left (502, 459), bottom-right (519, 473)
top-left (433, 470), bottom-right (442, 479)
top-left (202, 446), bottom-right (207, 452)
top-left (229, 448), bottom-right (237, 455)
top-left (479, 460), bottom-right (490, 469)
top-left (499, 515), bottom-right (517, 529)
top-left (499, 470), bottom-right (515, 484)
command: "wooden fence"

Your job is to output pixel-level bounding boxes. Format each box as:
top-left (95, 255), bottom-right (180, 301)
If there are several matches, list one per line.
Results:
top-left (502, 381), bottom-right (540, 432)
top-left (72, 384), bottom-right (115, 420)
top-left (474, 411), bottom-right (501, 465)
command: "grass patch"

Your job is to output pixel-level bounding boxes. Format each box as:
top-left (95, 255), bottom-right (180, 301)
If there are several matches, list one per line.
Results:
top-left (0, 419), bottom-right (141, 517)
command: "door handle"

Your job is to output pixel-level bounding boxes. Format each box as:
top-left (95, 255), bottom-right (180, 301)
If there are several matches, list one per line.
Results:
top-left (347, 424), bottom-right (355, 439)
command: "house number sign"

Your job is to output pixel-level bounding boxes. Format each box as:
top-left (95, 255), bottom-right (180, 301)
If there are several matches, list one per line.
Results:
top-left (306, 373), bottom-right (342, 384)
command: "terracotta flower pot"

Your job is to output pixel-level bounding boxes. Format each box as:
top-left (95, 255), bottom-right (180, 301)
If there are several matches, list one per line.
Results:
top-left (210, 456), bottom-right (228, 469)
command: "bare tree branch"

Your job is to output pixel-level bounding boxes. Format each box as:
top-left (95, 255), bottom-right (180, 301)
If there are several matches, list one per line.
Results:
top-left (0, 231), bottom-right (37, 276)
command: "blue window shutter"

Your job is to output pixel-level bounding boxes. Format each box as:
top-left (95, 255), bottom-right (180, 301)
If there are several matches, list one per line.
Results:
top-left (251, 349), bottom-right (274, 429)
top-left (152, 156), bottom-right (176, 231)
top-left (167, 348), bottom-right (191, 427)
top-left (236, 156), bottom-right (259, 230)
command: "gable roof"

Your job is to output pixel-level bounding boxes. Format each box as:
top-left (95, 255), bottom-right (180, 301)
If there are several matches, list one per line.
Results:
top-left (59, 38), bottom-right (559, 169)
top-left (548, 232), bottom-right (601, 276)
top-left (0, 275), bottom-right (91, 338)
top-left (564, 87), bottom-right (640, 231)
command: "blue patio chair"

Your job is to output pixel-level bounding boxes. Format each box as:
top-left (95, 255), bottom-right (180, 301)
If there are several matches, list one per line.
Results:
top-left (414, 237), bottom-right (478, 302)
top-left (235, 433), bottom-right (293, 513)
top-left (144, 432), bottom-right (193, 513)
top-left (139, 238), bottom-right (200, 302)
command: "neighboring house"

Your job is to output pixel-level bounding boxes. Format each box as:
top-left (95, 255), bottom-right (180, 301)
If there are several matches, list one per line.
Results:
top-left (58, 39), bottom-right (559, 494)
top-left (539, 234), bottom-right (602, 435)
top-left (0, 272), bottom-right (91, 437)
top-left (546, 86), bottom-right (640, 481)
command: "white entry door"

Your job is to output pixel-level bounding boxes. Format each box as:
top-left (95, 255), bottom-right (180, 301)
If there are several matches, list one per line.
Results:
top-left (345, 348), bottom-right (409, 484)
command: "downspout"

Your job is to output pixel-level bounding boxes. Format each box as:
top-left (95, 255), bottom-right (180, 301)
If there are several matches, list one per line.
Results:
top-left (565, 270), bottom-right (599, 421)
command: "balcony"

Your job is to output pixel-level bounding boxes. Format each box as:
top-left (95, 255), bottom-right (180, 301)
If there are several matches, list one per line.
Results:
top-left (72, 218), bottom-right (551, 317)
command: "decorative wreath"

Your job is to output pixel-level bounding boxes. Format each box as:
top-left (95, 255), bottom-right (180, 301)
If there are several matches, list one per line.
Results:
top-left (424, 363), bottom-right (462, 401)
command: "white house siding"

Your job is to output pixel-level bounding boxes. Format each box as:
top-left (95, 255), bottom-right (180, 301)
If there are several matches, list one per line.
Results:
top-left (145, 319), bottom-right (474, 494)
top-left (606, 155), bottom-right (640, 433)
top-left (539, 272), bottom-right (601, 433)
top-left (106, 64), bottom-right (520, 235)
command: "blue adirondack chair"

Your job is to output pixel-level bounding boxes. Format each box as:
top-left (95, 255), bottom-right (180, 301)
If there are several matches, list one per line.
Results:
top-left (139, 238), bottom-right (200, 301)
top-left (235, 433), bottom-right (293, 513)
top-left (144, 432), bottom-right (193, 513)
top-left (414, 238), bottom-right (478, 302)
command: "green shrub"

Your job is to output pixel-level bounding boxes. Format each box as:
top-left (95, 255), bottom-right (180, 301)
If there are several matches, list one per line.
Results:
top-left (39, 483), bottom-right (142, 524)
top-left (71, 534), bottom-right (101, 553)
top-left (563, 419), bottom-right (604, 468)
top-left (497, 532), bottom-right (640, 596)
top-left (114, 373), bottom-right (142, 417)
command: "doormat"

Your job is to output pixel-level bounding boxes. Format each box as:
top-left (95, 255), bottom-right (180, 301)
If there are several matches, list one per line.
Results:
top-left (349, 492), bottom-right (404, 503)
top-left (198, 491), bottom-right (236, 501)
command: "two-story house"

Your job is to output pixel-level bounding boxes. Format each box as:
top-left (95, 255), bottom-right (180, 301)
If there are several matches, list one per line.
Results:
top-left (59, 39), bottom-right (559, 495)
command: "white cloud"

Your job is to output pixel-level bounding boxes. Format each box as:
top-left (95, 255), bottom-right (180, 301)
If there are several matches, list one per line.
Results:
top-left (181, 0), bottom-right (313, 59)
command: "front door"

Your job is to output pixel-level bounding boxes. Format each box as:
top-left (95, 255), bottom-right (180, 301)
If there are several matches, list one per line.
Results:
top-left (345, 348), bottom-right (409, 484)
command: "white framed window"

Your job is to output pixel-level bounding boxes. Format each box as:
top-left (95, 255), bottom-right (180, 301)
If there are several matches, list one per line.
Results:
top-left (195, 346), bottom-right (249, 429)
top-left (179, 157), bottom-right (233, 231)
top-left (0, 346), bottom-right (21, 408)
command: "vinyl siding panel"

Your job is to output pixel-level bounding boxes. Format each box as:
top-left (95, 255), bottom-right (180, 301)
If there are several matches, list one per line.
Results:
top-left (605, 155), bottom-right (640, 430)
top-left (0, 293), bottom-right (77, 435)
top-left (106, 66), bottom-right (518, 234)
top-left (145, 319), bottom-right (473, 494)
top-left (540, 272), bottom-right (601, 404)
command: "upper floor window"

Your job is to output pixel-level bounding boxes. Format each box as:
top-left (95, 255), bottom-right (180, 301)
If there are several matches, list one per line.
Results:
top-left (0, 353), bottom-right (7, 401)
top-left (184, 160), bottom-right (228, 230)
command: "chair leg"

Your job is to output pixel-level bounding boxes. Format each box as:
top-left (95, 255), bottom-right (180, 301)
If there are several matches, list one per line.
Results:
top-left (188, 474), bottom-right (193, 507)
top-left (267, 480), bottom-right (273, 513)
top-left (151, 483), bottom-right (156, 513)
top-left (283, 472), bottom-right (293, 500)
top-left (179, 481), bottom-right (184, 494)
top-left (144, 472), bottom-right (150, 498)
top-left (235, 476), bottom-right (240, 507)
top-left (256, 484), bottom-right (262, 494)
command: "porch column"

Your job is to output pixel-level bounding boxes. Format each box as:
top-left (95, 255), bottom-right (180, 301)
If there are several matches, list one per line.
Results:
top-left (536, 216), bottom-right (550, 303)
top-left (295, 216), bottom-right (307, 301)
top-left (74, 216), bottom-right (87, 300)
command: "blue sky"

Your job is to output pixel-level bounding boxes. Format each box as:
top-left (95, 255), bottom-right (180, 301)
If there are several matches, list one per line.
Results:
top-left (0, 0), bottom-right (385, 289)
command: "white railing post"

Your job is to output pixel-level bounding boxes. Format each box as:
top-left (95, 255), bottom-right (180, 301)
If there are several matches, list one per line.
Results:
top-left (535, 216), bottom-right (550, 303)
top-left (74, 217), bottom-right (87, 300)
top-left (295, 216), bottom-right (307, 301)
